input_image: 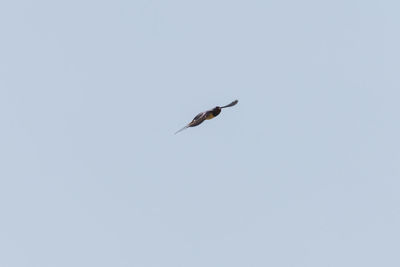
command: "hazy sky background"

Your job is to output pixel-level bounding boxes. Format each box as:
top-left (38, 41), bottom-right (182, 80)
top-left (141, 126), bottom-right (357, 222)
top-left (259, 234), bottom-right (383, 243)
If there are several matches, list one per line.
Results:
top-left (1, 1), bottom-right (399, 266)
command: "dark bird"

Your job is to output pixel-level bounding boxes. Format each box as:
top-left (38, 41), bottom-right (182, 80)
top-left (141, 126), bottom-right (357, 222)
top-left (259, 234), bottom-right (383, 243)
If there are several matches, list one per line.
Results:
top-left (175, 100), bottom-right (238, 134)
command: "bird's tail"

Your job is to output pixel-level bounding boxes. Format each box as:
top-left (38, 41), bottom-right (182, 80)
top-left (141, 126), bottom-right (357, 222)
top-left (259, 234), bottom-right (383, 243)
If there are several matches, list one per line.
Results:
top-left (174, 125), bottom-right (189, 134)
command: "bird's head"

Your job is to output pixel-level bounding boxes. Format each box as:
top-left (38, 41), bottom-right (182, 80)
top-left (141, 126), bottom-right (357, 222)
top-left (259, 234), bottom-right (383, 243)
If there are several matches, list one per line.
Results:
top-left (212, 106), bottom-right (222, 116)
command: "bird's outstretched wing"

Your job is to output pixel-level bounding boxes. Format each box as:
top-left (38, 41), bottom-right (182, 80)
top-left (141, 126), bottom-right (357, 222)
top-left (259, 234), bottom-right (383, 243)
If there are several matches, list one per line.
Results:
top-left (188, 111), bottom-right (209, 127)
top-left (174, 111), bottom-right (208, 134)
top-left (221, 99), bottom-right (238, 108)
top-left (175, 125), bottom-right (189, 134)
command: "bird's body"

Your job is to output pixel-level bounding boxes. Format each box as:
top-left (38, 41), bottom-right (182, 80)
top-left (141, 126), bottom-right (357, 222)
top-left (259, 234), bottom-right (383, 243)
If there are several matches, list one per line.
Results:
top-left (175, 100), bottom-right (238, 134)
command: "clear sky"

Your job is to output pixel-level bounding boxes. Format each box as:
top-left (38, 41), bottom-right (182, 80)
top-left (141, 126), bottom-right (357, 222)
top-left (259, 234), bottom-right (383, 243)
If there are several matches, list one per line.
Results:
top-left (1, 1), bottom-right (399, 266)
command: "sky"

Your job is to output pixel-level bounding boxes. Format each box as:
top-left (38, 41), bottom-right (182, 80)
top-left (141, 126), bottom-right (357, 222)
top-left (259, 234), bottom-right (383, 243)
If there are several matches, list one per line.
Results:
top-left (0, 0), bottom-right (399, 266)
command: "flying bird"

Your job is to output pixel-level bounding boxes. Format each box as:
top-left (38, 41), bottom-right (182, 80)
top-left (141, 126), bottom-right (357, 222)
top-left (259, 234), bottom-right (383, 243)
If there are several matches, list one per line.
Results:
top-left (175, 100), bottom-right (238, 134)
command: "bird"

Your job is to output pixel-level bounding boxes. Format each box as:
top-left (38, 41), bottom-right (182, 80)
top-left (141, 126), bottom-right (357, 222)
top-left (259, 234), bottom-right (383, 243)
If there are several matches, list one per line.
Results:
top-left (175, 100), bottom-right (238, 134)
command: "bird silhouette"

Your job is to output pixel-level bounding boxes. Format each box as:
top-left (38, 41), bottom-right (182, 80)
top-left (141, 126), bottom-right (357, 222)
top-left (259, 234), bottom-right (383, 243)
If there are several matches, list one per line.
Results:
top-left (175, 100), bottom-right (238, 134)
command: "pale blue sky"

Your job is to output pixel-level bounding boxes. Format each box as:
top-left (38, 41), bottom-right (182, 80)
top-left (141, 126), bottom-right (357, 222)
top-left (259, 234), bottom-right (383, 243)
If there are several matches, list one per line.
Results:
top-left (1, 1), bottom-right (399, 266)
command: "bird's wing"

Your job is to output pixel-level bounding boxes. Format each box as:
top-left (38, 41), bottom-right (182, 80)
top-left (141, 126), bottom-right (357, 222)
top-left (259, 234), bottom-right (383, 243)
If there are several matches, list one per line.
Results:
top-left (221, 99), bottom-right (238, 108)
top-left (175, 125), bottom-right (189, 134)
top-left (188, 111), bottom-right (208, 126)
top-left (192, 111), bottom-right (206, 121)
